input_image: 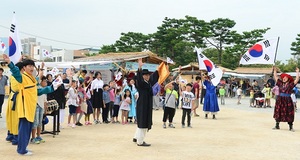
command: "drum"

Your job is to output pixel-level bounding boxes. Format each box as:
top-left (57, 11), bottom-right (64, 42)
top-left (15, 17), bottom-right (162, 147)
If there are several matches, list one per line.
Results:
top-left (46, 100), bottom-right (59, 114)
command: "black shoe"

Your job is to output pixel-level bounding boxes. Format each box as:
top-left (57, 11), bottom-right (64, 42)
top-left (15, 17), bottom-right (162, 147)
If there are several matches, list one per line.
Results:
top-left (133, 138), bottom-right (137, 142)
top-left (76, 122), bottom-right (83, 126)
top-left (137, 142), bottom-right (151, 147)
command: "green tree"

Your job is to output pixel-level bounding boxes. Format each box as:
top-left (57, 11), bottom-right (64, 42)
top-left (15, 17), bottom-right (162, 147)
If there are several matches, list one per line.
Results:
top-left (291, 34), bottom-right (300, 65)
top-left (43, 57), bottom-right (54, 62)
top-left (114, 32), bottom-right (150, 52)
top-left (205, 18), bottom-right (236, 64)
top-left (152, 17), bottom-right (186, 59)
top-left (99, 44), bottom-right (116, 54)
top-left (181, 15), bottom-right (208, 48)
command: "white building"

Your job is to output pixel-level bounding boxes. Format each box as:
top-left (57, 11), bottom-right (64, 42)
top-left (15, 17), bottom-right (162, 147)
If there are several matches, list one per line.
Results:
top-left (33, 46), bottom-right (74, 62)
top-left (51, 49), bottom-right (74, 62)
top-left (33, 45), bottom-right (52, 60)
top-left (21, 37), bottom-right (40, 57)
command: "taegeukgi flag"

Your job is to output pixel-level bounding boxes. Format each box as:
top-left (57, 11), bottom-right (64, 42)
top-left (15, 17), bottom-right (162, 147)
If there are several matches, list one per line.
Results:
top-left (9, 12), bottom-right (22, 64)
top-left (196, 47), bottom-right (223, 86)
top-left (0, 40), bottom-right (6, 52)
top-left (239, 37), bottom-right (279, 65)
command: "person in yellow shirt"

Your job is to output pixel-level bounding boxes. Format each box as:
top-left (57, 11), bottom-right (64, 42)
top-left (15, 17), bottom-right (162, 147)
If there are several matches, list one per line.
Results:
top-left (262, 83), bottom-right (272, 108)
top-left (6, 62), bottom-right (24, 145)
top-left (3, 54), bottom-right (53, 156)
top-left (249, 89), bottom-right (254, 107)
top-left (219, 85), bottom-right (225, 105)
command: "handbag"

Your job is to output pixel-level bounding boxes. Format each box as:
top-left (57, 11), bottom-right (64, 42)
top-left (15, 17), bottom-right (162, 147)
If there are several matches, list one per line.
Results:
top-left (163, 90), bottom-right (173, 110)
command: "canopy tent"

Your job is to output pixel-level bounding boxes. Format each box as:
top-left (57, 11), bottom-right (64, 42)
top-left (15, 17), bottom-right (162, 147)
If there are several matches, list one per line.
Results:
top-left (224, 72), bottom-right (265, 79)
top-left (35, 61), bottom-right (113, 69)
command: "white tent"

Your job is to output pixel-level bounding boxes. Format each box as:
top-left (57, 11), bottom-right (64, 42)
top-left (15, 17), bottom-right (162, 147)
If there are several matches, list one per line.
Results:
top-left (35, 61), bottom-right (113, 69)
top-left (224, 72), bottom-right (265, 79)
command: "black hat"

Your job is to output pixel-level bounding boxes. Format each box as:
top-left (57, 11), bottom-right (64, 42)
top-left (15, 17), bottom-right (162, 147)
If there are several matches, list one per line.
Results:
top-left (141, 69), bottom-right (151, 75)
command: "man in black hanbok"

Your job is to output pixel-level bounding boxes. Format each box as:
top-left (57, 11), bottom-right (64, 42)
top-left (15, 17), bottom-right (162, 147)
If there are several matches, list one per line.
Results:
top-left (133, 58), bottom-right (159, 147)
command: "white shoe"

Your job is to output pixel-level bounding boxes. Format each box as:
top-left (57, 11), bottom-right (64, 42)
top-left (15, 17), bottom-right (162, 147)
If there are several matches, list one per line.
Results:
top-left (20, 151), bottom-right (33, 156)
top-left (71, 124), bottom-right (76, 128)
top-left (68, 123), bottom-right (72, 127)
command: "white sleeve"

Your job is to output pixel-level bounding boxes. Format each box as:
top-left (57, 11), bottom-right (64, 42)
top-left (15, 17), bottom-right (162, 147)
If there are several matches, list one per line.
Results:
top-left (91, 80), bottom-right (95, 90)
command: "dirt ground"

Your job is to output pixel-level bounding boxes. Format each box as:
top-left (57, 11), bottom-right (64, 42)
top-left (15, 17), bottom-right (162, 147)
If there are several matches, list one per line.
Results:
top-left (0, 97), bottom-right (300, 160)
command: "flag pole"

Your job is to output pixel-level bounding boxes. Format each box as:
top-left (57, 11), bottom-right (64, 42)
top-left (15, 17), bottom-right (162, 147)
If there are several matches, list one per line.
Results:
top-left (273, 37), bottom-right (280, 64)
top-left (271, 37), bottom-right (280, 76)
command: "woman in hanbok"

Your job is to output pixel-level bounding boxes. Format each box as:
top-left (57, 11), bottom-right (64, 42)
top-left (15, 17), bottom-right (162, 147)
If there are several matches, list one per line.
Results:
top-left (272, 67), bottom-right (299, 131)
top-left (202, 75), bottom-right (220, 119)
top-left (123, 78), bottom-right (138, 123)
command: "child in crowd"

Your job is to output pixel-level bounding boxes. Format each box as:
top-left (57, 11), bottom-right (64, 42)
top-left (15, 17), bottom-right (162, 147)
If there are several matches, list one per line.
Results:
top-left (249, 89), bottom-right (254, 107)
top-left (162, 81), bottom-right (178, 129)
top-left (179, 85), bottom-right (186, 107)
top-left (291, 90), bottom-right (297, 112)
top-left (108, 81), bottom-right (116, 121)
top-left (112, 89), bottom-right (121, 123)
top-left (102, 84), bottom-right (110, 123)
top-left (236, 86), bottom-right (242, 105)
top-left (76, 80), bottom-right (87, 126)
top-left (262, 83), bottom-right (272, 108)
top-left (219, 85), bottom-right (225, 105)
top-left (120, 89), bottom-right (131, 125)
top-left (84, 86), bottom-right (93, 125)
top-left (31, 76), bottom-right (48, 144)
top-left (67, 80), bottom-right (79, 128)
top-left (180, 83), bottom-right (195, 128)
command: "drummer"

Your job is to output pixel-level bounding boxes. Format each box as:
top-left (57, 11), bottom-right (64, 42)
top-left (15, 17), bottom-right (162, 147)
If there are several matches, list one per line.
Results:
top-left (31, 75), bottom-right (55, 144)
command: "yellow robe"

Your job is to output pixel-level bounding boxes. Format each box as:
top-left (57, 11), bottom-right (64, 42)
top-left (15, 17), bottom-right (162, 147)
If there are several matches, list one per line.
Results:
top-left (6, 76), bottom-right (22, 135)
top-left (17, 72), bottom-right (38, 123)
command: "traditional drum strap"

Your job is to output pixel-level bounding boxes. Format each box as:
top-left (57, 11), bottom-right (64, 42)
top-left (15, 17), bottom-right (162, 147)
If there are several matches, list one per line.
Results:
top-left (10, 90), bottom-right (19, 111)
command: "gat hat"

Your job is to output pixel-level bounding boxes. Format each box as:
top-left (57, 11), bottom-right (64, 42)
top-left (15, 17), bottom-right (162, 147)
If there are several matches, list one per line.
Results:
top-left (141, 69), bottom-right (151, 75)
top-left (280, 73), bottom-right (294, 82)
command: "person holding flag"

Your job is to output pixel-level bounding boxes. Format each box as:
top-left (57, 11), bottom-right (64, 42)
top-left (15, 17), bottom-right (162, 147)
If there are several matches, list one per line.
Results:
top-left (272, 66), bottom-right (299, 132)
top-left (3, 54), bottom-right (54, 155)
top-left (202, 72), bottom-right (220, 119)
top-left (196, 47), bottom-right (223, 119)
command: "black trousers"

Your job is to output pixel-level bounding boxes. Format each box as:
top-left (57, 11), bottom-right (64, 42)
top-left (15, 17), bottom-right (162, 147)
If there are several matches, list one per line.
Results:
top-left (102, 103), bottom-right (109, 122)
top-left (163, 107), bottom-right (176, 123)
top-left (182, 108), bottom-right (191, 126)
top-left (0, 95), bottom-right (4, 113)
top-left (200, 89), bottom-right (206, 104)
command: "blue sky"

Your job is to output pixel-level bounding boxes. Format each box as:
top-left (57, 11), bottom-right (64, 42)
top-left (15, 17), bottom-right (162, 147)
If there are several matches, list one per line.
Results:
top-left (0, 0), bottom-right (299, 62)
